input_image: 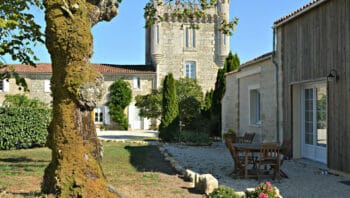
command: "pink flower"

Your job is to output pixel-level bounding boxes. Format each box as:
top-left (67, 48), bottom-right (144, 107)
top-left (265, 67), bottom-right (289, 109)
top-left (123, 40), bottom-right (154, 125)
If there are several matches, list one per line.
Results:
top-left (266, 181), bottom-right (272, 186)
top-left (262, 185), bottom-right (266, 190)
top-left (268, 187), bottom-right (273, 192)
top-left (259, 192), bottom-right (269, 198)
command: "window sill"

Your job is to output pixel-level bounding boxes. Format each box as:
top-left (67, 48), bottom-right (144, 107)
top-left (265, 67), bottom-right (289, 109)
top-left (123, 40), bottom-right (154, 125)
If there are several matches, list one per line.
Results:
top-left (249, 123), bottom-right (262, 128)
top-left (183, 48), bottom-right (197, 52)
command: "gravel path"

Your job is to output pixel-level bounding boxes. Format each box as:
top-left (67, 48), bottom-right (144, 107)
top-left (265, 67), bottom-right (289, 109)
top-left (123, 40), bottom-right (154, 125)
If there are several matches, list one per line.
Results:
top-left (97, 130), bottom-right (158, 141)
top-left (163, 142), bottom-right (350, 198)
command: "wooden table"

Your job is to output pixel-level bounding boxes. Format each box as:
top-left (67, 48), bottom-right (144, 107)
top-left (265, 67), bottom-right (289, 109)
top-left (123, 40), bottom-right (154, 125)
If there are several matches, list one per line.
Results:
top-left (233, 143), bottom-right (261, 179)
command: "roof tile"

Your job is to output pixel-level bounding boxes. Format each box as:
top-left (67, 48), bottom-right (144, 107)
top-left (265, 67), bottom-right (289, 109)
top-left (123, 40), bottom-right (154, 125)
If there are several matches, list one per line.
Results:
top-left (0, 63), bottom-right (156, 74)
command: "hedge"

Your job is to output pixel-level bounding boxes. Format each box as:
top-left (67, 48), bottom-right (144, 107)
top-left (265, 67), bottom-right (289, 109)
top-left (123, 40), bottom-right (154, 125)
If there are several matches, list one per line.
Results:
top-left (0, 107), bottom-right (51, 150)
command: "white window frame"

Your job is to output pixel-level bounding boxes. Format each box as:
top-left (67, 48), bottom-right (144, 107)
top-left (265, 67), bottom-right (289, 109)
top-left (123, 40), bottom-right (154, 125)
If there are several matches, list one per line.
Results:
top-left (94, 107), bottom-right (104, 124)
top-left (133, 77), bottom-right (141, 89)
top-left (0, 79), bottom-right (9, 92)
top-left (44, 80), bottom-right (51, 93)
top-left (185, 27), bottom-right (196, 48)
top-left (185, 61), bottom-right (196, 79)
top-left (249, 84), bottom-right (261, 125)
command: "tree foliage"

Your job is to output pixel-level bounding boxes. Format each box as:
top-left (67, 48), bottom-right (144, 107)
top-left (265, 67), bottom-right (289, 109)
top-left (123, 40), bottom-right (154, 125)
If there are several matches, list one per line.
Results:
top-left (160, 73), bottom-right (178, 129)
top-left (211, 52), bottom-right (240, 136)
top-left (0, 0), bottom-right (44, 90)
top-left (144, 0), bottom-right (238, 35)
top-left (176, 78), bottom-right (203, 103)
top-left (108, 79), bottom-right (132, 130)
top-left (176, 78), bottom-right (203, 126)
top-left (135, 89), bottom-right (162, 119)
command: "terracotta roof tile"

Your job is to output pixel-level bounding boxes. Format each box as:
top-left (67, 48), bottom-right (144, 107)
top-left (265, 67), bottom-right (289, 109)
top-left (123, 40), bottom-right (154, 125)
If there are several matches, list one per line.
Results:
top-left (0, 63), bottom-right (156, 74)
top-left (274, 0), bottom-right (327, 27)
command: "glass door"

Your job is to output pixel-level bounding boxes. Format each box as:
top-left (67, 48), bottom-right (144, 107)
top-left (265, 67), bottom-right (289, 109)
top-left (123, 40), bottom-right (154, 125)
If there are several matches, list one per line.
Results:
top-left (302, 84), bottom-right (327, 163)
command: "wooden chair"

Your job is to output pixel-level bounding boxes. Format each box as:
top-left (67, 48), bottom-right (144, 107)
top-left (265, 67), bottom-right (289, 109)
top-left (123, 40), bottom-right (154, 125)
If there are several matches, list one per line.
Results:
top-left (256, 143), bottom-right (281, 182)
top-left (224, 137), bottom-right (244, 176)
top-left (237, 133), bottom-right (256, 165)
top-left (237, 132), bottom-right (255, 143)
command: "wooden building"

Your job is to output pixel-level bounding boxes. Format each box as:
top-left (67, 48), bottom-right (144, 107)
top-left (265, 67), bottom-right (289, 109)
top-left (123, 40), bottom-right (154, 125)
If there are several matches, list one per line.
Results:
top-left (274, 0), bottom-right (350, 174)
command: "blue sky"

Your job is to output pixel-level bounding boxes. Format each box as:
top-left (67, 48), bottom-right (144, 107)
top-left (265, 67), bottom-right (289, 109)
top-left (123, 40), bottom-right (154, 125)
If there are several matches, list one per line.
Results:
top-left (15, 0), bottom-right (312, 65)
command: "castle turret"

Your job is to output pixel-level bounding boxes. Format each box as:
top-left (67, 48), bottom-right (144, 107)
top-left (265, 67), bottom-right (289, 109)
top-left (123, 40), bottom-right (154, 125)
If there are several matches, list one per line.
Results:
top-left (216, 0), bottom-right (230, 67)
top-left (150, 0), bottom-right (163, 65)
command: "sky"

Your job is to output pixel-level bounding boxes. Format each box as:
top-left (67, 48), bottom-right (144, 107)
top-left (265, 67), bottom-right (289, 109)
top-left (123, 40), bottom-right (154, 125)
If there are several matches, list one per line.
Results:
top-left (9, 0), bottom-right (312, 65)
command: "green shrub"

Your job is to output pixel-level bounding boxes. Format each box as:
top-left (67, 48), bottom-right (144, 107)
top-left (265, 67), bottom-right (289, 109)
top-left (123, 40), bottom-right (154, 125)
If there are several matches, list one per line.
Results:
top-left (179, 130), bottom-right (211, 145)
top-left (108, 79), bottom-right (132, 130)
top-left (159, 117), bottom-right (179, 142)
top-left (0, 107), bottom-right (51, 150)
top-left (4, 94), bottom-right (49, 108)
top-left (209, 186), bottom-right (242, 198)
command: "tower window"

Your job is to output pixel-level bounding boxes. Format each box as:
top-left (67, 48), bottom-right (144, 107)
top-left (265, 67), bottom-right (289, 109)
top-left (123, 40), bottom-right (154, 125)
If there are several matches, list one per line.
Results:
top-left (156, 25), bottom-right (160, 44)
top-left (185, 61), bottom-right (196, 79)
top-left (185, 27), bottom-right (196, 48)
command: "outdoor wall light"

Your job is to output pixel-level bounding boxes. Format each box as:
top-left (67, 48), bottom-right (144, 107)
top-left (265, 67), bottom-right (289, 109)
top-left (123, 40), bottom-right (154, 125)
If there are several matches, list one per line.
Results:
top-left (327, 69), bottom-right (339, 82)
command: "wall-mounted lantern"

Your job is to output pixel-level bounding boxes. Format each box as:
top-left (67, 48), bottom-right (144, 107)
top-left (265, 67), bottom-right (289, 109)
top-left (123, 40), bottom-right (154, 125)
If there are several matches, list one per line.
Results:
top-left (327, 69), bottom-right (339, 82)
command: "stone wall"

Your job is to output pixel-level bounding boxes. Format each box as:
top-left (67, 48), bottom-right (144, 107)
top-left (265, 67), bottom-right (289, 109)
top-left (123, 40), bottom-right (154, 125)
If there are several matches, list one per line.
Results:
top-left (222, 57), bottom-right (278, 142)
top-left (147, 1), bottom-right (230, 93)
top-left (0, 74), bottom-right (52, 106)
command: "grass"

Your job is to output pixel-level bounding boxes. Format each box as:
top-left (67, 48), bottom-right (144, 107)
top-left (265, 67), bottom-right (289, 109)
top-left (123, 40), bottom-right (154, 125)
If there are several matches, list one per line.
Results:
top-left (0, 142), bottom-right (201, 197)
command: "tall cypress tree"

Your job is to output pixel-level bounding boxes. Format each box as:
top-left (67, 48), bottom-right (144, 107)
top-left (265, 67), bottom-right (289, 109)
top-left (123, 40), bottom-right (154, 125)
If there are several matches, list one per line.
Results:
top-left (211, 52), bottom-right (240, 136)
top-left (159, 73), bottom-right (179, 140)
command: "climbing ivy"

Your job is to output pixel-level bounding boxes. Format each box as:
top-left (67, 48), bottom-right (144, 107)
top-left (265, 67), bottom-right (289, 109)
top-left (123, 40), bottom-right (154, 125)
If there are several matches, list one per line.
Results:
top-left (108, 79), bottom-right (132, 130)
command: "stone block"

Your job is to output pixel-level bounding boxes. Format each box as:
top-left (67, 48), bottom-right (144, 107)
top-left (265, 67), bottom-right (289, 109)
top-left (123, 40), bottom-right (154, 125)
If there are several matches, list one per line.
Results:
top-left (195, 174), bottom-right (218, 195)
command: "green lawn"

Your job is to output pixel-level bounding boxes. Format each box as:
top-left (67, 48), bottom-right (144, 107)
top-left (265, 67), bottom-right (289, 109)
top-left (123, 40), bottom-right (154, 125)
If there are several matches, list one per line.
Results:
top-left (0, 142), bottom-right (201, 197)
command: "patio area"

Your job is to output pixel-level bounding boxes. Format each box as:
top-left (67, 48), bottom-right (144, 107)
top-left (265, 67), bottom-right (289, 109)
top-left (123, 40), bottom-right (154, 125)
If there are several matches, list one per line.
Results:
top-left (162, 142), bottom-right (350, 198)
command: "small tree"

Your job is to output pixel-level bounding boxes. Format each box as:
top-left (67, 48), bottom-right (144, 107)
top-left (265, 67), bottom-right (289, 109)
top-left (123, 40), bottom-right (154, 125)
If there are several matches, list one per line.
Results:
top-left (135, 89), bottom-right (162, 120)
top-left (176, 78), bottom-right (203, 103)
top-left (159, 73), bottom-right (178, 140)
top-left (211, 52), bottom-right (240, 136)
top-left (176, 78), bottom-right (203, 127)
top-left (108, 80), bottom-right (132, 130)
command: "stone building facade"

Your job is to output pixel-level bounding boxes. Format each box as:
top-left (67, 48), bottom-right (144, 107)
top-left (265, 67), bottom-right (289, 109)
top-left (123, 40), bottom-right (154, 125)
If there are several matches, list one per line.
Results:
top-left (146, 0), bottom-right (230, 92)
top-left (0, 64), bottom-right (156, 130)
top-left (1, 1), bottom-right (230, 130)
top-left (222, 52), bottom-right (280, 142)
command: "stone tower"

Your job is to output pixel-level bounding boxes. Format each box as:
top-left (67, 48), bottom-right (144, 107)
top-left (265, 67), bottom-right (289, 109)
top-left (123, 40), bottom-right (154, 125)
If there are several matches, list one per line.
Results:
top-left (146, 0), bottom-right (230, 92)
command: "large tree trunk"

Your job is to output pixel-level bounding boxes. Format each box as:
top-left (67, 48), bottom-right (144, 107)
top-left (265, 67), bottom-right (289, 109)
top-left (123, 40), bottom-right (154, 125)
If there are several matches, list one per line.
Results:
top-left (42, 0), bottom-right (118, 196)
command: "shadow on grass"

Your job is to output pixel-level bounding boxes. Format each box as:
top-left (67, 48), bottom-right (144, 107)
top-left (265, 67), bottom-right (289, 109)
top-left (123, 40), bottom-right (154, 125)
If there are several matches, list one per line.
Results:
top-left (3, 191), bottom-right (42, 198)
top-left (0, 157), bottom-right (49, 163)
top-left (125, 145), bottom-right (177, 175)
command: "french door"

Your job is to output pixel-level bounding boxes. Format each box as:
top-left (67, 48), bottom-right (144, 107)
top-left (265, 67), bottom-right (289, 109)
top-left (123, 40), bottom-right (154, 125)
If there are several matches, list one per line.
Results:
top-left (301, 83), bottom-right (327, 164)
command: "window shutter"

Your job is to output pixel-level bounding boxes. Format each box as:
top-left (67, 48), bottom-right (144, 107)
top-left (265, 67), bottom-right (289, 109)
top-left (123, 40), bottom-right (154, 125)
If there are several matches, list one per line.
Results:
top-left (3, 80), bottom-right (9, 92)
top-left (133, 77), bottom-right (138, 89)
top-left (44, 80), bottom-right (51, 92)
top-left (104, 106), bottom-right (110, 125)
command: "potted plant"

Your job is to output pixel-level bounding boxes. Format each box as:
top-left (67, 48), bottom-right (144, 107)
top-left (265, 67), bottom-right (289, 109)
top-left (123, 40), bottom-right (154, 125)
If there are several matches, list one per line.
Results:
top-left (224, 129), bottom-right (236, 143)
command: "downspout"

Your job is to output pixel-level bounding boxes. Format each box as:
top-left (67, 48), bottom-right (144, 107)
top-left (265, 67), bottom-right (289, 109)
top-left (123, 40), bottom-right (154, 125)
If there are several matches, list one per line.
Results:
top-left (272, 28), bottom-right (280, 143)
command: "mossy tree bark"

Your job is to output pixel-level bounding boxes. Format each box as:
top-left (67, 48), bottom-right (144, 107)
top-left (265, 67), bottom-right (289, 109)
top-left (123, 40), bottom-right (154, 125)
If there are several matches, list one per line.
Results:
top-left (42, 0), bottom-right (118, 196)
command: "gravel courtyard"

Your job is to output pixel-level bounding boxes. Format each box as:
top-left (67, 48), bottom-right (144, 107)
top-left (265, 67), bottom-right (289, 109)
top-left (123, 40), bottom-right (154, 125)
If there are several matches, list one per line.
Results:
top-left (163, 142), bottom-right (350, 198)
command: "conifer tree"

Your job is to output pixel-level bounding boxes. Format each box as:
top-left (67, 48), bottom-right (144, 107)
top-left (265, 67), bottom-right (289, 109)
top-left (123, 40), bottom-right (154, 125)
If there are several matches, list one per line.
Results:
top-left (211, 52), bottom-right (240, 136)
top-left (159, 73), bottom-right (179, 140)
